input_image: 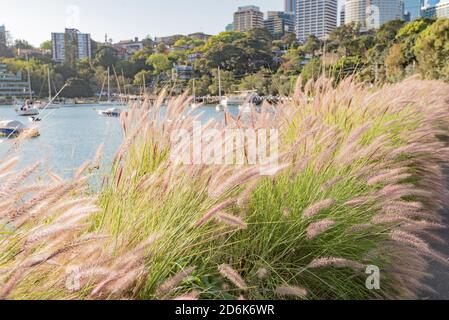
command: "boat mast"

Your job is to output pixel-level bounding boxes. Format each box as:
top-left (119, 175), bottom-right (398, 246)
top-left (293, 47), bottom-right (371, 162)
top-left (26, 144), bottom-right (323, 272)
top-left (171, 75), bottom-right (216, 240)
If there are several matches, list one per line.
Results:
top-left (48, 68), bottom-right (52, 102)
top-left (192, 78), bottom-right (196, 102)
top-left (26, 55), bottom-right (32, 101)
top-left (218, 67), bottom-right (222, 102)
top-left (107, 66), bottom-right (111, 103)
top-left (27, 68), bottom-right (32, 100)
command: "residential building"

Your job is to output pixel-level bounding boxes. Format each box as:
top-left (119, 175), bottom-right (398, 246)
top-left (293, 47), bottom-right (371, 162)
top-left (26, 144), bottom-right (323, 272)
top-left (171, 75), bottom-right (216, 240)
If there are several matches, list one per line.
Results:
top-left (264, 11), bottom-right (295, 39)
top-left (173, 65), bottom-right (193, 80)
top-left (233, 5), bottom-right (264, 32)
top-left (114, 37), bottom-right (144, 58)
top-left (17, 48), bottom-right (51, 57)
top-left (0, 25), bottom-right (6, 47)
top-left (187, 52), bottom-right (202, 63)
top-left (295, 0), bottom-right (338, 42)
top-left (285, 0), bottom-right (297, 14)
top-left (345, 0), bottom-right (404, 31)
top-left (51, 28), bottom-right (92, 62)
top-left (404, 0), bottom-right (425, 20)
top-left (154, 35), bottom-right (184, 45)
top-left (188, 32), bottom-right (212, 41)
top-left (0, 63), bottom-right (31, 103)
top-left (340, 4), bottom-right (346, 25)
top-left (422, 0), bottom-right (449, 18)
top-left (225, 23), bottom-right (235, 31)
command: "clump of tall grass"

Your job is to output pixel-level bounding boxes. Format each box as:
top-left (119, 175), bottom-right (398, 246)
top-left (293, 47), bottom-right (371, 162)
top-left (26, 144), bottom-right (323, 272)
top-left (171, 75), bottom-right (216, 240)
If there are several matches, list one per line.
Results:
top-left (1, 76), bottom-right (449, 300)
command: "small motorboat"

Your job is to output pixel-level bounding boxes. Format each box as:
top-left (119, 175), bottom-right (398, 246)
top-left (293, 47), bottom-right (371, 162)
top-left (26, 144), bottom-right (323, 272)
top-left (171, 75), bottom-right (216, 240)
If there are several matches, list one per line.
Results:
top-left (0, 120), bottom-right (26, 137)
top-left (0, 120), bottom-right (39, 138)
top-left (98, 108), bottom-right (122, 117)
top-left (29, 116), bottom-right (42, 122)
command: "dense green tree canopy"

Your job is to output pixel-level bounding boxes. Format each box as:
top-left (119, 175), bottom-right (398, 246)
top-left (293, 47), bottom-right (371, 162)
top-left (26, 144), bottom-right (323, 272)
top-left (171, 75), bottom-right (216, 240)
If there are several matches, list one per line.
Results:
top-left (415, 19), bottom-right (449, 81)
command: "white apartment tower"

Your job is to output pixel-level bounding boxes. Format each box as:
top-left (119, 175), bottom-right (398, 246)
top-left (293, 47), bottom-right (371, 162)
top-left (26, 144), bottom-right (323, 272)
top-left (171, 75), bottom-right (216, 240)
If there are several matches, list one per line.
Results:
top-left (0, 25), bottom-right (6, 46)
top-left (233, 6), bottom-right (264, 32)
top-left (51, 28), bottom-right (92, 62)
top-left (295, 0), bottom-right (338, 42)
top-left (345, 0), bottom-right (404, 31)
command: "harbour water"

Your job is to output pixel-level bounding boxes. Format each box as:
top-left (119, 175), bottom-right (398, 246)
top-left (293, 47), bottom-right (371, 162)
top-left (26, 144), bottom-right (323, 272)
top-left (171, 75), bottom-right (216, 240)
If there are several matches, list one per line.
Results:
top-left (0, 104), bottom-right (238, 179)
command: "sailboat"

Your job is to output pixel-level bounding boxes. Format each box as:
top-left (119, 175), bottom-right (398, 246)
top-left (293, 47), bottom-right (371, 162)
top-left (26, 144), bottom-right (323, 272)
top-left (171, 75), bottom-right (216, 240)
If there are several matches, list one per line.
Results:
top-left (215, 67), bottom-right (227, 112)
top-left (36, 68), bottom-right (60, 109)
top-left (15, 64), bottom-right (39, 116)
top-left (99, 67), bottom-right (126, 106)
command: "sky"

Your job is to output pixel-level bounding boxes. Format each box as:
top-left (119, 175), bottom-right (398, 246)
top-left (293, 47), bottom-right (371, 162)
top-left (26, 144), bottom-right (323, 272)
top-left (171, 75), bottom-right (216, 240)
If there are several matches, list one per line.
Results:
top-left (0, 0), bottom-right (345, 46)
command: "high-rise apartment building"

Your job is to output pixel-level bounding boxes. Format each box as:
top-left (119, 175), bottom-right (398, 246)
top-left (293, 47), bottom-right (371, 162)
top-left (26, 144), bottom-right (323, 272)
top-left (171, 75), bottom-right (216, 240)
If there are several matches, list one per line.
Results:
top-left (345, 0), bottom-right (404, 31)
top-left (0, 25), bottom-right (6, 47)
top-left (285, 0), bottom-right (297, 14)
top-left (422, 0), bottom-right (449, 19)
top-left (264, 11), bottom-right (295, 39)
top-left (295, 0), bottom-right (338, 42)
top-left (340, 4), bottom-right (346, 25)
top-left (233, 6), bottom-right (264, 32)
top-left (51, 28), bottom-right (92, 62)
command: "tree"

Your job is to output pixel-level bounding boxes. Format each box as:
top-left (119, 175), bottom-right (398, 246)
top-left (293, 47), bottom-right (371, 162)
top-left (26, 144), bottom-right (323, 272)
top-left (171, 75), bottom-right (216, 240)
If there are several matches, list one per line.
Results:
top-left (271, 73), bottom-right (297, 96)
top-left (331, 56), bottom-right (364, 83)
top-left (415, 19), bottom-right (449, 81)
top-left (327, 23), bottom-right (361, 56)
top-left (239, 69), bottom-right (271, 95)
top-left (133, 70), bottom-right (153, 86)
top-left (155, 43), bottom-right (168, 54)
top-left (93, 46), bottom-right (119, 68)
top-left (142, 35), bottom-right (154, 50)
top-left (279, 47), bottom-right (305, 75)
top-left (208, 69), bottom-right (237, 95)
top-left (396, 18), bottom-right (433, 66)
top-left (14, 39), bottom-right (34, 50)
top-left (147, 53), bottom-right (172, 75)
top-left (201, 42), bottom-right (247, 72)
top-left (302, 35), bottom-right (321, 57)
top-left (40, 40), bottom-right (52, 51)
top-left (235, 28), bottom-right (274, 74)
top-left (385, 43), bottom-right (406, 81)
top-left (62, 78), bottom-right (93, 98)
top-left (301, 57), bottom-right (322, 83)
top-left (280, 33), bottom-right (298, 50)
top-left (193, 75), bottom-right (212, 96)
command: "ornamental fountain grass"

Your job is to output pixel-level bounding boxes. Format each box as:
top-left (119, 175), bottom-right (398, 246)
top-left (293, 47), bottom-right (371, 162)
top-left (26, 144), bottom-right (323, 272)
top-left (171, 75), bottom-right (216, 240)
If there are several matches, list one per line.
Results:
top-left (1, 76), bottom-right (449, 300)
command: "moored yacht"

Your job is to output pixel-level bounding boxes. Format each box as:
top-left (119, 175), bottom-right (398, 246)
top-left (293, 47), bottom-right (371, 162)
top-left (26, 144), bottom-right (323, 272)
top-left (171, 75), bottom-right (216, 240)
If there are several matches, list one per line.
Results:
top-left (97, 107), bottom-right (122, 117)
top-left (15, 101), bottom-right (39, 116)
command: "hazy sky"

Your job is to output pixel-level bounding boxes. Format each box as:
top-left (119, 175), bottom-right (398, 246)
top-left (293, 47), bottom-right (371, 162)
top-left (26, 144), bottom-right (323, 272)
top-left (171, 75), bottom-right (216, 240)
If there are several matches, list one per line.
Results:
top-left (0, 0), bottom-right (343, 46)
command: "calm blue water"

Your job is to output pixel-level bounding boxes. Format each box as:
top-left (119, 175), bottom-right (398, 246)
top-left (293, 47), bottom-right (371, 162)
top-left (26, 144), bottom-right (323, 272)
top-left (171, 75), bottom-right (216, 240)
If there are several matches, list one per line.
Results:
top-left (0, 104), bottom-right (238, 179)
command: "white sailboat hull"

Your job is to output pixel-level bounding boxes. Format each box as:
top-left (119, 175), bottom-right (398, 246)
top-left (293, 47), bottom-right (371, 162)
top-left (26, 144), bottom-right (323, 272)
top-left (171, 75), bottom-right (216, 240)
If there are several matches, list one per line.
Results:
top-left (15, 107), bottom-right (39, 116)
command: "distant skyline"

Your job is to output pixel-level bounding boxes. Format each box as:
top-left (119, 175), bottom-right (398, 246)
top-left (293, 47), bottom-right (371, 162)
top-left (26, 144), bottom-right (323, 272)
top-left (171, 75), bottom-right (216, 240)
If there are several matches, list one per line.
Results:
top-left (0, 0), bottom-right (344, 46)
